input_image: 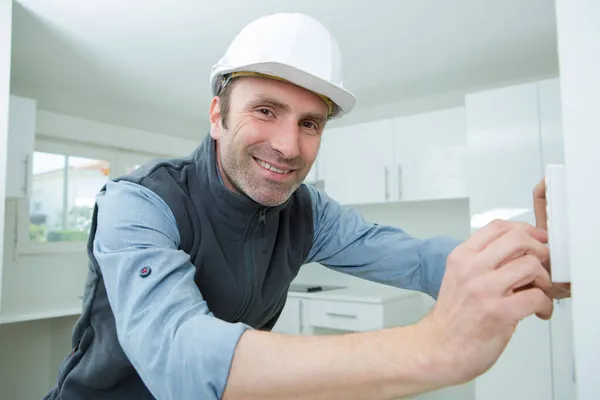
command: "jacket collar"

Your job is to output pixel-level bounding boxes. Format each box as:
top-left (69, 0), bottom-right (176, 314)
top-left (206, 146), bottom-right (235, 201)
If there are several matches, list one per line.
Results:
top-left (194, 133), bottom-right (291, 229)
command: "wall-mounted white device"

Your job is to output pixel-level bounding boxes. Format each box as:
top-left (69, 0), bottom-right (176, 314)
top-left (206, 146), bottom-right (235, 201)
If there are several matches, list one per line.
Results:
top-left (545, 164), bottom-right (570, 283)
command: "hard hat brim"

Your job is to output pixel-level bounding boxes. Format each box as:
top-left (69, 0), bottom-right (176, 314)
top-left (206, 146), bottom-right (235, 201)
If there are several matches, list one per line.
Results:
top-left (210, 62), bottom-right (356, 119)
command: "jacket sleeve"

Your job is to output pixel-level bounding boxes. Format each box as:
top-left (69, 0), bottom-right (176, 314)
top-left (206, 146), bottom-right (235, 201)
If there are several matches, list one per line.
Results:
top-left (93, 180), bottom-right (250, 400)
top-left (304, 184), bottom-right (462, 299)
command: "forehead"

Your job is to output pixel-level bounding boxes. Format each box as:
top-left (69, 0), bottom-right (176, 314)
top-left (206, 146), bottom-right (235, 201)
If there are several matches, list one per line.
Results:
top-left (230, 76), bottom-right (329, 116)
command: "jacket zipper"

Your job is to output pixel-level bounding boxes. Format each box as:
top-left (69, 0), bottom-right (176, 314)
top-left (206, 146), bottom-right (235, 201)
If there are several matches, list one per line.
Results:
top-left (258, 208), bottom-right (267, 253)
top-left (234, 206), bottom-right (267, 322)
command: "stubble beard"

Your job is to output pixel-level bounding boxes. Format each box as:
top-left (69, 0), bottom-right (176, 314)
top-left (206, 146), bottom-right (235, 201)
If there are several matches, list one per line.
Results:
top-left (220, 144), bottom-right (305, 207)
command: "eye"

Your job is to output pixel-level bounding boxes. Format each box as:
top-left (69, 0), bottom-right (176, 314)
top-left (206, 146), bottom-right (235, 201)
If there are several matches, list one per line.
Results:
top-left (258, 108), bottom-right (273, 116)
top-left (301, 121), bottom-right (319, 131)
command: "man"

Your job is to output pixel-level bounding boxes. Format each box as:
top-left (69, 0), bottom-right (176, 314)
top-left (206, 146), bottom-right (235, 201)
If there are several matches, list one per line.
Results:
top-left (45, 12), bottom-right (567, 400)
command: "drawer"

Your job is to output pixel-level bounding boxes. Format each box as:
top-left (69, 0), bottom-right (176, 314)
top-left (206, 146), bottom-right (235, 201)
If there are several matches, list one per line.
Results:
top-left (307, 299), bottom-right (385, 332)
top-left (307, 296), bottom-right (425, 332)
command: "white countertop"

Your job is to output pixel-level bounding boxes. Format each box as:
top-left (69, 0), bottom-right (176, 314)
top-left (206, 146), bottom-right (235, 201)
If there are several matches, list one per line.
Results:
top-left (287, 284), bottom-right (422, 304)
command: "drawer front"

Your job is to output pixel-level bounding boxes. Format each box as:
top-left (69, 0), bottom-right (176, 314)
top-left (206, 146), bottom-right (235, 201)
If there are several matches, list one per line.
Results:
top-left (308, 299), bottom-right (384, 332)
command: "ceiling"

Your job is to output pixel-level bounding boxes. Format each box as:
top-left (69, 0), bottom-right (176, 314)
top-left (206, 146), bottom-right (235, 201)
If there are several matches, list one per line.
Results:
top-left (10, 0), bottom-right (560, 140)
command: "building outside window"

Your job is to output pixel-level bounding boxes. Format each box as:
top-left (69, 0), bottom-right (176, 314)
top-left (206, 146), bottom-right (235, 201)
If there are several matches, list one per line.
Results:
top-left (29, 151), bottom-right (111, 243)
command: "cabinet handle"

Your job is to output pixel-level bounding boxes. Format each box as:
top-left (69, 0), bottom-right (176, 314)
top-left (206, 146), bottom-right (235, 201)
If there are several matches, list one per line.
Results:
top-left (384, 167), bottom-right (390, 200)
top-left (23, 154), bottom-right (30, 196)
top-left (397, 164), bottom-right (403, 199)
top-left (326, 312), bottom-right (357, 319)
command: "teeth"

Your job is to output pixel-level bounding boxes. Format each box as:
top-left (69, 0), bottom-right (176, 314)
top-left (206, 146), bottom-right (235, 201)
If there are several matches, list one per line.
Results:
top-left (256, 159), bottom-right (290, 174)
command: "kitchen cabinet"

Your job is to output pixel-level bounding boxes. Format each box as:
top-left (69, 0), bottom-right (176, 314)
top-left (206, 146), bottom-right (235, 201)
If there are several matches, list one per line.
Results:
top-left (305, 294), bottom-right (424, 332)
top-left (466, 81), bottom-right (543, 224)
top-left (6, 95), bottom-right (36, 198)
top-left (319, 108), bottom-right (468, 206)
top-left (303, 151), bottom-right (324, 189)
top-left (466, 81), bottom-right (550, 400)
top-left (271, 286), bottom-right (426, 335)
top-left (465, 77), bottom-right (573, 400)
top-left (392, 107), bottom-right (468, 201)
top-left (320, 118), bottom-right (395, 205)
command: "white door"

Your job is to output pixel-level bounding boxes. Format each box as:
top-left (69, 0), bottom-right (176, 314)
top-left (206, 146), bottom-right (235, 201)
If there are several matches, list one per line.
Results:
top-left (538, 77), bottom-right (577, 400)
top-left (320, 119), bottom-right (394, 205)
top-left (554, 2), bottom-right (600, 399)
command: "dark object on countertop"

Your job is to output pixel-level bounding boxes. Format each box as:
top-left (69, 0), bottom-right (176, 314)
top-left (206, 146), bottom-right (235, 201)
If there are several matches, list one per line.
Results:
top-left (288, 284), bottom-right (345, 293)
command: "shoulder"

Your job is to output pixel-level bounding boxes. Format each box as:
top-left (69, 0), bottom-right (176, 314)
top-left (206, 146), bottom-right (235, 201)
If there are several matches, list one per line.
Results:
top-left (303, 183), bottom-right (347, 226)
top-left (118, 152), bottom-right (197, 184)
top-left (100, 180), bottom-right (173, 215)
top-left (95, 180), bottom-right (180, 249)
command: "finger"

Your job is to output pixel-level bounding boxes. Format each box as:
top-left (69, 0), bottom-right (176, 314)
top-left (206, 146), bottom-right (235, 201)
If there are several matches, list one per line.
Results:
top-left (491, 254), bottom-right (552, 295)
top-left (504, 287), bottom-right (554, 322)
top-left (461, 220), bottom-right (547, 254)
top-left (533, 179), bottom-right (547, 231)
top-left (476, 227), bottom-right (549, 270)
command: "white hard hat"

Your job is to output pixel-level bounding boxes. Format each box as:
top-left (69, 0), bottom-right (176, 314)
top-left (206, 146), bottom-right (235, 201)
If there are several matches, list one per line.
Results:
top-left (210, 13), bottom-right (356, 119)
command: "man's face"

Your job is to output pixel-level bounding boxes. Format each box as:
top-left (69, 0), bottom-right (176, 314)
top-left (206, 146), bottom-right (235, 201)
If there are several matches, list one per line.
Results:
top-left (209, 76), bottom-right (328, 207)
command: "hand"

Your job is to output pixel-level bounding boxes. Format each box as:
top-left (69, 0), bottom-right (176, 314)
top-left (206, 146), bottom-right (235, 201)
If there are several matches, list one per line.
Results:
top-left (533, 178), bottom-right (571, 299)
top-left (418, 220), bottom-right (553, 386)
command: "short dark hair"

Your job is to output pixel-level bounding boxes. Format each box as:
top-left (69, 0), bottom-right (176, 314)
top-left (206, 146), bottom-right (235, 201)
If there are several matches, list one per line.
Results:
top-left (218, 78), bottom-right (236, 130)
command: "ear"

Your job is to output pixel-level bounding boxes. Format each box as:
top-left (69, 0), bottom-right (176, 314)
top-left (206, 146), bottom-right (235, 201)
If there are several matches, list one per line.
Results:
top-left (209, 97), bottom-right (222, 140)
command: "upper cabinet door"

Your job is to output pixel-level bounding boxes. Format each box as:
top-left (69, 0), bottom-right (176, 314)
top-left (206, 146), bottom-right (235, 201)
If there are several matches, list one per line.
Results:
top-left (465, 82), bottom-right (543, 221)
top-left (392, 107), bottom-right (468, 201)
top-left (320, 119), bottom-right (394, 205)
top-left (6, 95), bottom-right (36, 198)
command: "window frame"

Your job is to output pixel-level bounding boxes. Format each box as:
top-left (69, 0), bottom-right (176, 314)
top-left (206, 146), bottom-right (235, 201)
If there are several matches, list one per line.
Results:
top-left (16, 138), bottom-right (168, 255)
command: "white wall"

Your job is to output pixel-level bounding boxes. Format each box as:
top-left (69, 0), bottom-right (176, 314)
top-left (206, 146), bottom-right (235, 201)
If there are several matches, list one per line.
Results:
top-left (0, 0), bottom-right (14, 315)
top-left (327, 90), bottom-right (466, 129)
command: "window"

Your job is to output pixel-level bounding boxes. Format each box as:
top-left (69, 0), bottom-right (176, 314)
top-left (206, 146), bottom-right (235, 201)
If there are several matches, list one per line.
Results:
top-left (17, 138), bottom-right (168, 254)
top-left (29, 151), bottom-right (111, 243)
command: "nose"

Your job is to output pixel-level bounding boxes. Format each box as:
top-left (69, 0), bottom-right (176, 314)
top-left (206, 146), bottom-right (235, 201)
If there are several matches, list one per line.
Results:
top-left (269, 121), bottom-right (301, 160)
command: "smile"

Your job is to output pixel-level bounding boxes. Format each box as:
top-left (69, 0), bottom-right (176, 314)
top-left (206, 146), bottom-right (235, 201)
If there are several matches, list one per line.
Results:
top-left (254, 158), bottom-right (292, 174)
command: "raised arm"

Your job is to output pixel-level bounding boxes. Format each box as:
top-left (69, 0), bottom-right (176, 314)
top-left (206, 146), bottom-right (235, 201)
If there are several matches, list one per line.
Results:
top-left (304, 184), bottom-right (461, 299)
top-left (223, 216), bottom-right (554, 400)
